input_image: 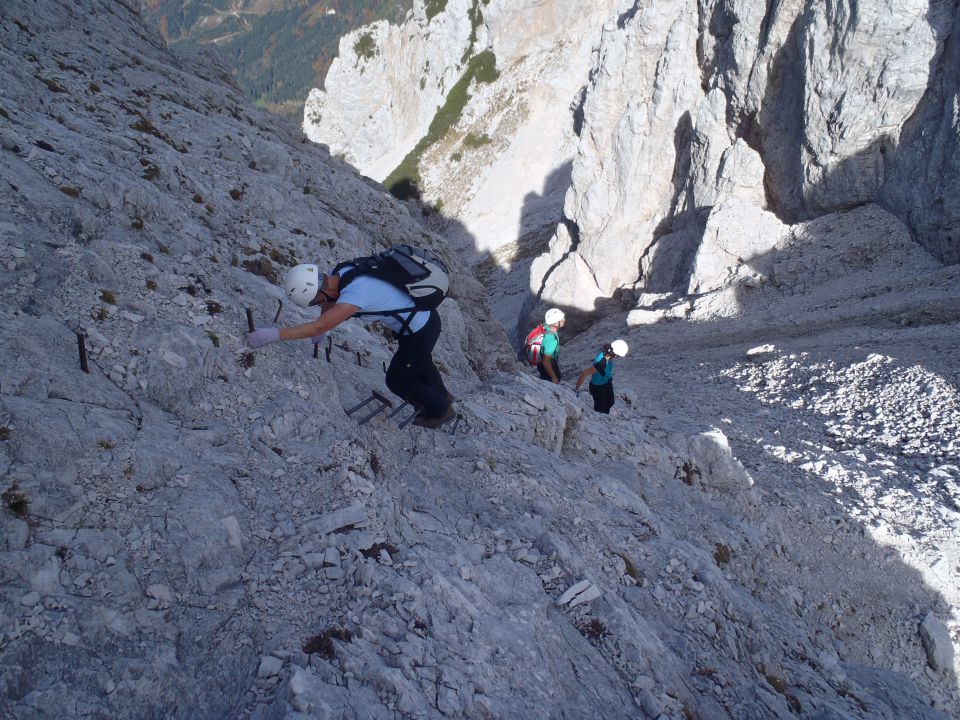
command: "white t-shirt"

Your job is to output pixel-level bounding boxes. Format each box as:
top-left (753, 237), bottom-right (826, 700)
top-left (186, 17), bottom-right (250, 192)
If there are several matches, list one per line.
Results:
top-left (335, 272), bottom-right (429, 334)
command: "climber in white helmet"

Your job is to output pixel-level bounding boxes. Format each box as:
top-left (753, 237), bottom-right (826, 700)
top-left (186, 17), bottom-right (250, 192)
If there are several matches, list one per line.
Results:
top-left (536, 308), bottom-right (565, 384)
top-left (575, 339), bottom-right (628, 414)
top-left (246, 259), bottom-right (455, 429)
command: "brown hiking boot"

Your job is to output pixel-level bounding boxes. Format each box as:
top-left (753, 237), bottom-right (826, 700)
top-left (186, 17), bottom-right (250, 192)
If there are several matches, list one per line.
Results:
top-left (412, 404), bottom-right (456, 429)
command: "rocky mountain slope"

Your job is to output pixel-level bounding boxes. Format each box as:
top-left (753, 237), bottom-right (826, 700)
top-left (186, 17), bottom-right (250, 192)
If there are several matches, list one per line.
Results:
top-left (307, 0), bottom-right (959, 342)
top-left (1, 1), bottom-right (958, 719)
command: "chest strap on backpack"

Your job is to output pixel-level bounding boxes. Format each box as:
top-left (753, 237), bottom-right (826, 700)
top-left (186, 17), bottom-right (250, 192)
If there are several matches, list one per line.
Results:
top-left (334, 262), bottom-right (419, 336)
top-left (352, 308), bottom-right (419, 336)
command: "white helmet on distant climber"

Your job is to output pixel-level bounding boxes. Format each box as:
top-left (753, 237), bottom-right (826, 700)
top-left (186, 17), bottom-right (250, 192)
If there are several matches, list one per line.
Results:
top-left (610, 339), bottom-right (628, 357)
top-left (284, 264), bottom-right (321, 307)
top-left (544, 308), bottom-right (565, 325)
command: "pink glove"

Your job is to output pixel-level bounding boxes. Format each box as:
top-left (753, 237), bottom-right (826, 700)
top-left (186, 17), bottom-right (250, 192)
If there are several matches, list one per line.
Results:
top-left (246, 327), bottom-right (280, 348)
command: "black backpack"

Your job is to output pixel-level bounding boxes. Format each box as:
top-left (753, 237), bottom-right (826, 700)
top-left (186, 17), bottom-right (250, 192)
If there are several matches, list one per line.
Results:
top-left (333, 245), bottom-right (450, 333)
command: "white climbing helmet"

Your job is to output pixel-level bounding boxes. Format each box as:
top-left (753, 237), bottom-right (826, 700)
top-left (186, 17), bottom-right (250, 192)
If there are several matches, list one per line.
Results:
top-left (284, 264), bottom-right (321, 307)
top-left (610, 339), bottom-right (628, 357)
top-left (544, 308), bottom-right (565, 325)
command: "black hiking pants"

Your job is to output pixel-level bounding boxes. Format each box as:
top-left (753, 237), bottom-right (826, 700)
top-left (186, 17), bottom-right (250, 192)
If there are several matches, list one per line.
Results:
top-left (589, 382), bottom-right (615, 414)
top-left (385, 310), bottom-right (449, 418)
top-left (536, 360), bottom-right (561, 383)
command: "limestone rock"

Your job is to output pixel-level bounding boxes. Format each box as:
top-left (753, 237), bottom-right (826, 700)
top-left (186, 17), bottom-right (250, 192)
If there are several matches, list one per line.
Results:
top-left (311, 0), bottom-right (959, 314)
top-left (304, 0), bottom-right (477, 181)
top-left (687, 202), bottom-right (788, 295)
top-left (919, 612), bottom-right (954, 671)
top-left (2, 2), bottom-right (958, 720)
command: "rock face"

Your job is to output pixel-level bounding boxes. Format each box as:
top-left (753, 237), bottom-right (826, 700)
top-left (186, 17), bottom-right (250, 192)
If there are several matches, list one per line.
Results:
top-left (303, 0), bottom-right (479, 181)
top-left (306, 0), bottom-right (625, 341)
top-left (1, 2), bottom-right (958, 720)
top-left (307, 0), bottom-right (959, 327)
top-left (544, 0), bottom-right (959, 310)
top-left (305, 0), bottom-right (620, 248)
top-left (0, 1), bottom-right (499, 716)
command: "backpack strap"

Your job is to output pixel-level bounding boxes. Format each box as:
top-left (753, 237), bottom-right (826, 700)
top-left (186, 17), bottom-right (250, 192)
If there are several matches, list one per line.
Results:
top-left (331, 261), bottom-right (419, 336)
top-left (332, 259), bottom-right (370, 290)
top-left (354, 309), bottom-right (417, 336)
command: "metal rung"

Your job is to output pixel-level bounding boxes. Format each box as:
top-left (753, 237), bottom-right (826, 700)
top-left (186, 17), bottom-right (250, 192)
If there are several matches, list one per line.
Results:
top-left (371, 390), bottom-right (393, 408)
top-left (346, 391), bottom-right (395, 425)
top-left (387, 399), bottom-right (421, 428)
top-left (76, 332), bottom-right (90, 374)
top-left (345, 396), bottom-right (376, 415)
top-left (345, 395), bottom-right (381, 425)
top-left (387, 401), bottom-right (409, 419)
top-left (448, 414), bottom-right (469, 435)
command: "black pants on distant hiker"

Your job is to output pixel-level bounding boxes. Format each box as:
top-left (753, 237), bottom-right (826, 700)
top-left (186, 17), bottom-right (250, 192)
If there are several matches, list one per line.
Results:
top-left (589, 382), bottom-right (615, 414)
top-left (385, 310), bottom-right (449, 418)
top-left (537, 362), bottom-right (561, 383)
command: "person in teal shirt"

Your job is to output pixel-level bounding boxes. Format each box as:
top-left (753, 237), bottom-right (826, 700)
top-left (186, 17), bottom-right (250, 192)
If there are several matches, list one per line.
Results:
top-left (575, 339), bottom-right (628, 413)
top-left (537, 308), bottom-right (565, 383)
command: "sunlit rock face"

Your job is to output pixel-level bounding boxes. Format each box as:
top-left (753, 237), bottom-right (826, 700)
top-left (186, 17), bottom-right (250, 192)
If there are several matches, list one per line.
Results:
top-left (305, 0), bottom-right (621, 254)
top-left (306, 0), bottom-right (623, 342)
top-left (303, 0), bottom-right (478, 182)
top-left (307, 0), bottom-right (958, 324)
top-left (545, 0), bottom-right (957, 310)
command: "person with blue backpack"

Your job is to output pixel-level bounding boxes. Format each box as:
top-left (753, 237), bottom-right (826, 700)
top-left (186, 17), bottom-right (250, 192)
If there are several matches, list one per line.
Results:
top-left (575, 340), bottom-right (628, 414)
top-left (246, 246), bottom-right (456, 429)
